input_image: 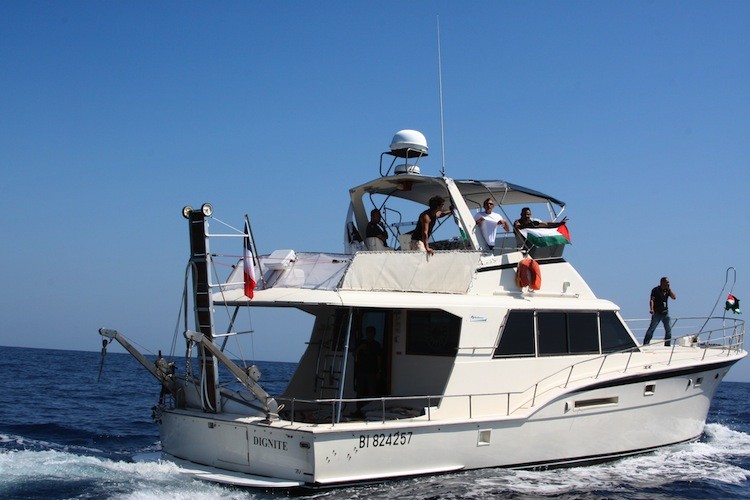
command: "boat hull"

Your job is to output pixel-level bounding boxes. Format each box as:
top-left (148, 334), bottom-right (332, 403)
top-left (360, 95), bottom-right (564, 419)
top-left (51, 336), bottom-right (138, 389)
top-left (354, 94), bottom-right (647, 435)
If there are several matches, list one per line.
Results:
top-left (158, 360), bottom-right (734, 487)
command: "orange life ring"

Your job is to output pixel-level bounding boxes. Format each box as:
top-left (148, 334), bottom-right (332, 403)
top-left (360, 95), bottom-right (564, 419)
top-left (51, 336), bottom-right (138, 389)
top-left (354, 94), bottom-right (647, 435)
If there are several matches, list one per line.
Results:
top-left (516, 258), bottom-right (542, 290)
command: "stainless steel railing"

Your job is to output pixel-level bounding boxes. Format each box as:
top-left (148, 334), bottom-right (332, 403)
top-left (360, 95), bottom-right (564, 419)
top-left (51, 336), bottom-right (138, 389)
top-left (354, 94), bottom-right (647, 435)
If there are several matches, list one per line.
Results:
top-left (273, 317), bottom-right (744, 426)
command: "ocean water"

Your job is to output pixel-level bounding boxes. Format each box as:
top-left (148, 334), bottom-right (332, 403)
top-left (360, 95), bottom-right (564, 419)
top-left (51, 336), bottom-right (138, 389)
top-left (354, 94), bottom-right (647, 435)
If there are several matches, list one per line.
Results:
top-left (1, 346), bottom-right (749, 499)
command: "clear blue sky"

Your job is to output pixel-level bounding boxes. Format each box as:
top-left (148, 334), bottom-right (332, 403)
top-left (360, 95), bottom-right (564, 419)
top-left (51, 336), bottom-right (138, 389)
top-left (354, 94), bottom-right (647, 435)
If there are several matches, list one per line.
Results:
top-left (2, 2), bottom-right (749, 380)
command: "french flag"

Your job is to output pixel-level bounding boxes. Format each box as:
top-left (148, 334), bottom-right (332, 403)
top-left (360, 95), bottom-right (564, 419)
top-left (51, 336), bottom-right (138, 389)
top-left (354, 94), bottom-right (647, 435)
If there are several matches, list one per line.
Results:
top-left (243, 221), bottom-right (256, 299)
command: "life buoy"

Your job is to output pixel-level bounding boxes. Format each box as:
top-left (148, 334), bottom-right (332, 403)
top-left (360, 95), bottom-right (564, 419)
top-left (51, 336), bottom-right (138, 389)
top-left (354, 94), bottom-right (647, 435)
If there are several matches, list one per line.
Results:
top-left (516, 258), bottom-right (541, 290)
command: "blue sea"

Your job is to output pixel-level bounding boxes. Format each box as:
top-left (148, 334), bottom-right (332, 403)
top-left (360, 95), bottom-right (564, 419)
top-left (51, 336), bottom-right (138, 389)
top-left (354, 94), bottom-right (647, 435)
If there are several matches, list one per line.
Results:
top-left (1, 346), bottom-right (749, 499)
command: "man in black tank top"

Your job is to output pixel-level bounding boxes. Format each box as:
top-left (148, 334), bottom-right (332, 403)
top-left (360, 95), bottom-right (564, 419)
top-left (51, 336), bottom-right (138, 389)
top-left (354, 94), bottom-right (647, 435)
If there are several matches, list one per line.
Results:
top-left (410, 195), bottom-right (452, 255)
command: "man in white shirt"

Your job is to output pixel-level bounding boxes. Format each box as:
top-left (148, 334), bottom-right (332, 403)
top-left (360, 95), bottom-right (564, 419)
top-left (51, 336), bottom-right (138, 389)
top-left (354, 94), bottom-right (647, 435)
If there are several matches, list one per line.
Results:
top-left (475, 198), bottom-right (510, 250)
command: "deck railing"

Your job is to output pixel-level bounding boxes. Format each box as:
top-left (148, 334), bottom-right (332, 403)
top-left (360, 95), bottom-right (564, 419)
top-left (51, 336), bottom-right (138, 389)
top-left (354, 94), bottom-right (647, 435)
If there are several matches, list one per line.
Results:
top-left (275, 316), bottom-right (744, 426)
top-left (513, 316), bottom-right (744, 412)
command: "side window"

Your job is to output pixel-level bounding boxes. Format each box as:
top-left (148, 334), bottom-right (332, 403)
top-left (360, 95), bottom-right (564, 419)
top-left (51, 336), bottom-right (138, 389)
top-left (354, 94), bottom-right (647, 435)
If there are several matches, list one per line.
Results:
top-left (406, 310), bottom-right (460, 356)
top-left (538, 312), bottom-right (599, 356)
top-left (494, 311), bottom-right (535, 357)
top-left (495, 310), bottom-right (629, 358)
top-left (568, 313), bottom-right (600, 354)
top-left (537, 312), bottom-right (567, 355)
top-left (601, 311), bottom-right (637, 353)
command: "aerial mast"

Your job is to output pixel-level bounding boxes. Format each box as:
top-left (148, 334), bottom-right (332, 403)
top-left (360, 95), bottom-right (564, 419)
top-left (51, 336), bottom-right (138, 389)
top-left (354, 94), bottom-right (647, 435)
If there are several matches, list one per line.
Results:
top-left (437, 16), bottom-right (447, 177)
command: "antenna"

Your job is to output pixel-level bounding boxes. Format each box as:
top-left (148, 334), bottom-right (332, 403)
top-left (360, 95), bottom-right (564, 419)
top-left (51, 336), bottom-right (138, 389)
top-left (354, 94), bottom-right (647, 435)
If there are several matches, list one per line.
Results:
top-left (437, 16), bottom-right (446, 177)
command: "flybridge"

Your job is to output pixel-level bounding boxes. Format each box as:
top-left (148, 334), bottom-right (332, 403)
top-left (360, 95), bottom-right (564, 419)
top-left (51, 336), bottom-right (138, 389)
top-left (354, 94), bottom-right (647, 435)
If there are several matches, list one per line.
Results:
top-left (347, 129), bottom-right (568, 257)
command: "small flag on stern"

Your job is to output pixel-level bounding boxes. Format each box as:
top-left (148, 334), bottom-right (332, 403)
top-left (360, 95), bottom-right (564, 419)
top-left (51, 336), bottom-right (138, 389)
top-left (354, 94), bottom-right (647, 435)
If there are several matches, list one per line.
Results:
top-left (725, 294), bottom-right (741, 314)
top-left (521, 222), bottom-right (572, 247)
top-left (243, 221), bottom-right (256, 299)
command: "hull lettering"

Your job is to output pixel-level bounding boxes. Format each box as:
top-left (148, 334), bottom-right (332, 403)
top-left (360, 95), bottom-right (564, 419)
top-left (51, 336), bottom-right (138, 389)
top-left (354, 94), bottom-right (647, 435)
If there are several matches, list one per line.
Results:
top-left (253, 436), bottom-right (289, 451)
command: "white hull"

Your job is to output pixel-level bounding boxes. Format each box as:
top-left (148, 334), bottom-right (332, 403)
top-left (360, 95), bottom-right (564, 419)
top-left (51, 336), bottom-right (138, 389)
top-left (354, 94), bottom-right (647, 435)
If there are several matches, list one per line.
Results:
top-left (158, 359), bottom-right (735, 487)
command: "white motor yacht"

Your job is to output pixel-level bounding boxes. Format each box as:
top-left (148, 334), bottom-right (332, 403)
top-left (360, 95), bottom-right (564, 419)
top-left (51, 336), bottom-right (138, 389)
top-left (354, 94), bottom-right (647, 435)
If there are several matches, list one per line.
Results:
top-left (100, 129), bottom-right (746, 488)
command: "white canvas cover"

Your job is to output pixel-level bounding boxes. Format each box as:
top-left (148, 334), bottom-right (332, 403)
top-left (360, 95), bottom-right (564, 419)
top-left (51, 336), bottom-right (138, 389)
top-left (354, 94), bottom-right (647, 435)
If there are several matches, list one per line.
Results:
top-left (341, 251), bottom-right (483, 294)
top-left (219, 252), bottom-right (351, 294)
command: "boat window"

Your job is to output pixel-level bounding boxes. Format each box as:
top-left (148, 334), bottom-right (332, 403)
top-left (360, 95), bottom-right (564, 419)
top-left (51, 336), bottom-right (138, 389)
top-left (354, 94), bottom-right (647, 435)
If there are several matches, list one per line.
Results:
top-left (568, 313), bottom-right (600, 354)
top-left (537, 312), bottom-right (599, 356)
top-left (495, 310), bottom-right (634, 358)
top-left (600, 311), bottom-right (637, 353)
top-left (538, 312), bottom-right (568, 355)
top-left (406, 310), bottom-right (461, 356)
top-left (493, 311), bottom-right (535, 357)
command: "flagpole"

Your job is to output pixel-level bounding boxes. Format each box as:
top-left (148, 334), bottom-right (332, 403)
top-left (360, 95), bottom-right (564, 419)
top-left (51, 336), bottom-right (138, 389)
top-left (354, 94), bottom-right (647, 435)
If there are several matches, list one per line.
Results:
top-left (244, 214), bottom-right (266, 289)
top-left (699, 266), bottom-right (737, 333)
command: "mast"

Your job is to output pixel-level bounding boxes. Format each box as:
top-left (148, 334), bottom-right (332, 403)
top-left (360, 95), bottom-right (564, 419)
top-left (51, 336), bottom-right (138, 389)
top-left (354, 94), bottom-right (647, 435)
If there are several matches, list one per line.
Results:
top-left (437, 15), bottom-right (446, 177)
top-left (186, 206), bottom-right (221, 411)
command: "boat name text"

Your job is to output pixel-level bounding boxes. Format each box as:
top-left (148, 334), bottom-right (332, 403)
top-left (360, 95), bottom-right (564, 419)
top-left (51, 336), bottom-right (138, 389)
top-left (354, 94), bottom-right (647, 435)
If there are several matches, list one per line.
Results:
top-left (359, 431), bottom-right (413, 448)
top-left (252, 436), bottom-right (288, 451)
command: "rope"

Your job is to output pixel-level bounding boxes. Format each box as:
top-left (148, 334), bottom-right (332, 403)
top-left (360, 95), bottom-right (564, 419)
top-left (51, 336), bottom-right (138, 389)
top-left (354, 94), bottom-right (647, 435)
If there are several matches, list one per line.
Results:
top-left (209, 216), bottom-right (243, 235)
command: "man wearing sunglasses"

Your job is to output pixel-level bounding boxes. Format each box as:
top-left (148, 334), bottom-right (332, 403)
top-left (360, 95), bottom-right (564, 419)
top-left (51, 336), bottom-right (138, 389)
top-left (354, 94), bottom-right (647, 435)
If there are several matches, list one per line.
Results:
top-left (475, 198), bottom-right (510, 251)
top-left (644, 277), bottom-right (677, 346)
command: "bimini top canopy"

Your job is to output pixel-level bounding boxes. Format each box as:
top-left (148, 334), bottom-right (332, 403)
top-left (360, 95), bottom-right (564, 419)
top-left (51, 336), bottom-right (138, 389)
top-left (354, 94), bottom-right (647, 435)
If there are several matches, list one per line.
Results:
top-left (454, 179), bottom-right (564, 209)
top-left (349, 175), bottom-right (565, 211)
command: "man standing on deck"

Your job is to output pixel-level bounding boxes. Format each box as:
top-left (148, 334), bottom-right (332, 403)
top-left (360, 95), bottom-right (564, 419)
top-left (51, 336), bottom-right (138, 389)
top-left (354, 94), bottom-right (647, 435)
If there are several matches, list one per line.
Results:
top-left (410, 196), bottom-right (452, 255)
top-left (643, 277), bottom-right (677, 346)
top-left (475, 198), bottom-right (510, 251)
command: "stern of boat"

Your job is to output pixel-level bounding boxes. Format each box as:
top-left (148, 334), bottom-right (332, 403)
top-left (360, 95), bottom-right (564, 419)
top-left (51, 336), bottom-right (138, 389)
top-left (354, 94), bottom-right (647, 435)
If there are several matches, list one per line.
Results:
top-left (159, 410), bottom-right (315, 484)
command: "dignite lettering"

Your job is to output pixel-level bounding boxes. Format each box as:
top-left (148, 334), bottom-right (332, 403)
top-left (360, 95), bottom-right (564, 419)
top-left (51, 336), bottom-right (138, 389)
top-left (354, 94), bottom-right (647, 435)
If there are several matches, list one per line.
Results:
top-left (253, 436), bottom-right (288, 451)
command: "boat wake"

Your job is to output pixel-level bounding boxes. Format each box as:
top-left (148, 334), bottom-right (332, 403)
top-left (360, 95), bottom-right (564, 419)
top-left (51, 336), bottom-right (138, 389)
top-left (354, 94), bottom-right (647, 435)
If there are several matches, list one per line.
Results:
top-left (0, 423), bottom-right (157, 458)
top-left (0, 446), bottom-right (252, 500)
top-left (1, 423), bottom-right (748, 499)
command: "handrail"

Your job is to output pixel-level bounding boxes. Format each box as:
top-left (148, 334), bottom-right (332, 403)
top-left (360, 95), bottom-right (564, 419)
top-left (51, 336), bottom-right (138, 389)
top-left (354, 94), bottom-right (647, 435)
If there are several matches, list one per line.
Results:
top-left (276, 391), bottom-right (523, 425)
top-left (516, 316), bottom-right (745, 413)
top-left (273, 316), bottom-right (744, 427)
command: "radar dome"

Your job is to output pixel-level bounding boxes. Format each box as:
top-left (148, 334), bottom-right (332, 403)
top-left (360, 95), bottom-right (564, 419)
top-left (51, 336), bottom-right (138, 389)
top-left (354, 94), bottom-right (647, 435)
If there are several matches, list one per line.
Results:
top-left (389, 130), bottom-right (428, 157)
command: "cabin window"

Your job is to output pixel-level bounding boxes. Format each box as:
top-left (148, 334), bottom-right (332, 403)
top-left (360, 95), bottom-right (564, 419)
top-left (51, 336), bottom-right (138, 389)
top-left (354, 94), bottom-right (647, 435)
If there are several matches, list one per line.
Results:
top-left (537, 312), bottom-right (599, 356)
top-left (568, 313), bottom-right (600, 353)
top-left (406, 310), bottom-right (461, 356)
top-left (537, 312), bottom-right (568, 355)
top-left (600, 311), bottom-right (637, 353)
top-left (495, 310), bottom-right (632, 358)
top-left (493, 311), bottom-right (535, 357)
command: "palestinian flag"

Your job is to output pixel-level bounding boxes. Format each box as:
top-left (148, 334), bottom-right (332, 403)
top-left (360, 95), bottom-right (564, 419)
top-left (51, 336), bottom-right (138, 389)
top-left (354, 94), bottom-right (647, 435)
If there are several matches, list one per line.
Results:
top-left (725, 294), bottom-right (741, 314)
top-left (521, 223), bottom-right (571, 247)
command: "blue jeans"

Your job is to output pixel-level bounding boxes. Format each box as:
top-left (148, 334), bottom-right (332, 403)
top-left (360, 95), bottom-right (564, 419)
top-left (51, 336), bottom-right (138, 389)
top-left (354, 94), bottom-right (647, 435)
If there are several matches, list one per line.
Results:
top-left (644, 312), bottom-right (672, 346)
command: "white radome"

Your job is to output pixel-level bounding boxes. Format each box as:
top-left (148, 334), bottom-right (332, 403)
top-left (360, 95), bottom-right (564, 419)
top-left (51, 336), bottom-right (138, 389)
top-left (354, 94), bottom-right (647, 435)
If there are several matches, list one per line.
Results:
top-left (389, 129), bottom-right (428, 155)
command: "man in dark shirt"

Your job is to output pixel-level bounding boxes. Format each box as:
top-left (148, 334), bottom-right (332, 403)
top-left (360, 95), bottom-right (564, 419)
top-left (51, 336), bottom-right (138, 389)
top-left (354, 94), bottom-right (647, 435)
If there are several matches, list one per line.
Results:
top-left (643, 277), bottom-right (677, 346)
top-left (366, 209), bottom-right (388, 245)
